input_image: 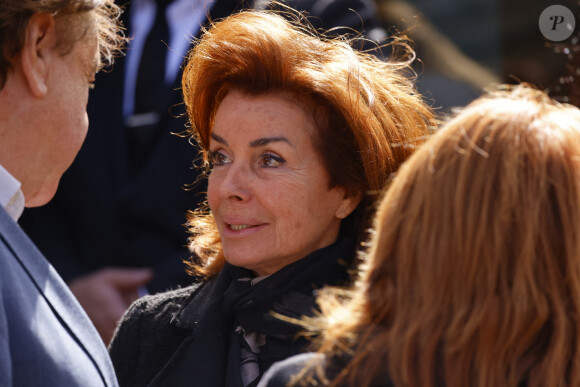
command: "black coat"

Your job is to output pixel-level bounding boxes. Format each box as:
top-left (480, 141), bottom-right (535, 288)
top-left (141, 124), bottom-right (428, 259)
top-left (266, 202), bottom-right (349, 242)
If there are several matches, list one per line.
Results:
top-left (19, 0), bottom-right (386, 293)
top-left (109, 236), bottom-right (357, 386)
top-left (108, 284), bottom-right (203, 386)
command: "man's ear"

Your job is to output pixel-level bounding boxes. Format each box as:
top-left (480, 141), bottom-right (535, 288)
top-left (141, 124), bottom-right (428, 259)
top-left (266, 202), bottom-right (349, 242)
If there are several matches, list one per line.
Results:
top-left (335, 191), bottom-right (363, 219)
top-left (19, 13), bottom-right (57, 98)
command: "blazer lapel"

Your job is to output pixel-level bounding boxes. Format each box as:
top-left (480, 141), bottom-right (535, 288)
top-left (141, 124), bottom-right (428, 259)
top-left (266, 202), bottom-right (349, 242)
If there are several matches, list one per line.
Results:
top-left (0, 209), bottom-right (117, 386)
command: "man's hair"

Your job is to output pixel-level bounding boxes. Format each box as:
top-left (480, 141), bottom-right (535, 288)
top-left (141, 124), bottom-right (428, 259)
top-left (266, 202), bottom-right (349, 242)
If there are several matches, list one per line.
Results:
top-left (307, 84), bottom-right (580, 387)
top-left (181, 10), bottom-right (435, 278)
top-left (0, 0), bottom-right (125, 89)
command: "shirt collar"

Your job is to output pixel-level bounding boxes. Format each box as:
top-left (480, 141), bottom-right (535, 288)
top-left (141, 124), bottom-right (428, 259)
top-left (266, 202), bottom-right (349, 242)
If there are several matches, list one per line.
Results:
top-left (0, 164), bottom-right (25, 222)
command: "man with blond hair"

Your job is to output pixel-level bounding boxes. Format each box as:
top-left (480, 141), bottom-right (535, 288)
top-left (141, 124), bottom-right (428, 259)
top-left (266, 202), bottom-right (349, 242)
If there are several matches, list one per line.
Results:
top-left (0, 0), bottom-right (124, 385)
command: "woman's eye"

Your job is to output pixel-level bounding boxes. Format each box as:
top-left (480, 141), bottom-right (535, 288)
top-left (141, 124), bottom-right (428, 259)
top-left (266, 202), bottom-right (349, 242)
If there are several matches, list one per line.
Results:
top-left (259, 152), bottom-right (285, 167)
top-left (208, 150), bottom-right (230, 167)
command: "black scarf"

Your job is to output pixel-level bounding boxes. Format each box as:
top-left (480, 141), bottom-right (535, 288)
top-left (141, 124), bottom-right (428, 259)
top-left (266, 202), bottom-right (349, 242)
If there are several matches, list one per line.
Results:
top-left (223, 236), bottom-right (356, 386)
top-left (152, 236), bottom-right (355, 387)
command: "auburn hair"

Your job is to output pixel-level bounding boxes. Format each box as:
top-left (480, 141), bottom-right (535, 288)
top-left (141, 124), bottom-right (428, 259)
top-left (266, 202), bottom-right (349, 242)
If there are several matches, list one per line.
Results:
top-left (181, 10), bottom-right (434, 279)
top-left (307, 84), bottom-right (580, 387)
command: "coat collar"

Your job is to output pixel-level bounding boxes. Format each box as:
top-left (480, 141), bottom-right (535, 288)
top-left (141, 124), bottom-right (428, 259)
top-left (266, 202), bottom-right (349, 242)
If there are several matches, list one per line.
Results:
top-left (170, 267), bottom-right (232, 329)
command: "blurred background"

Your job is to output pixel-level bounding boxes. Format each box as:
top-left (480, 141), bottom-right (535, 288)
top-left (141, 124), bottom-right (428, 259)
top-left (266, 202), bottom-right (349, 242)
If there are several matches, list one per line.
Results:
top-left (377, 0), bottom-right (580, 111)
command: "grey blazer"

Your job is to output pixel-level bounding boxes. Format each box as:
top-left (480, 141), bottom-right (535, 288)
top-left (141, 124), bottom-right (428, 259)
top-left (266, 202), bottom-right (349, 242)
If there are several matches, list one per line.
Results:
top-left (0, 207), bottom-right (118, 386)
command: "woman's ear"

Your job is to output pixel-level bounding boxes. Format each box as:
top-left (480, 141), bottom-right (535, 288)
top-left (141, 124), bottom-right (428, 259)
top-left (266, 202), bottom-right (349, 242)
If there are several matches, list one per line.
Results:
top-left (335, 191), bottom-right (363, 219)
top-left (19, 13), bottom-right (57, 98)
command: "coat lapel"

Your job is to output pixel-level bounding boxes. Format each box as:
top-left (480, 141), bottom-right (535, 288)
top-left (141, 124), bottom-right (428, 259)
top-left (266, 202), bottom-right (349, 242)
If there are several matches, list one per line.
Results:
top-left (149, 269), bottom-right (233, 386)
top-left (0, 209), bottom-right (117, 386)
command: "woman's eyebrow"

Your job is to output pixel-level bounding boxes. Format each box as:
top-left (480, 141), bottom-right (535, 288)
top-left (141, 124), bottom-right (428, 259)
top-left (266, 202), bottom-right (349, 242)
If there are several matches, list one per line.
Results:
top-left (250, 137), bottom-right (293, 148)
top-left (210, 133), bottom-right (228, 145)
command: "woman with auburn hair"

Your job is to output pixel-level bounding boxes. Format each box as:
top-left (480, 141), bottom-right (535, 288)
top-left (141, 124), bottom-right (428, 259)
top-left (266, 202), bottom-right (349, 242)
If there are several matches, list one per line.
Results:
top-left (109, 9), bottom-right (433, 387)
top-left (260, 84), bottom-right (580, 387)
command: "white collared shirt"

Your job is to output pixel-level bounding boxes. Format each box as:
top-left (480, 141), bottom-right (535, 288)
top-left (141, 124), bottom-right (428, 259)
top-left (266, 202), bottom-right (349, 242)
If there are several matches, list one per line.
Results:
top-left (0, 164), bottom-right (25, 222)
top-left (123, 0), bottom-right (215, 119)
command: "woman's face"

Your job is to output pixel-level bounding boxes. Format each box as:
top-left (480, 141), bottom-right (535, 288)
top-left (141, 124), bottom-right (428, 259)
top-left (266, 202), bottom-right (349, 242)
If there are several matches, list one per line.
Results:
top-left (207, 91), bottom-right (358, 276)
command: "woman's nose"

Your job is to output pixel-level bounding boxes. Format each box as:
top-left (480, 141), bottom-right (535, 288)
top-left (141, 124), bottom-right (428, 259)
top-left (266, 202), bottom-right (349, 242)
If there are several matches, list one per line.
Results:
top-left (220, 164), bottom-right (250, 201)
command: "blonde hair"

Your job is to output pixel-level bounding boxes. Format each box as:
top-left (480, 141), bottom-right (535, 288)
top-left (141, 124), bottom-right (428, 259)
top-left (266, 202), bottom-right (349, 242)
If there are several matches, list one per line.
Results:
top-left (0, 0), bottom-right (125, 89)
top-left (181, 10), bottom-right (435, 279)
top-left (308, 84), bottom-right (580, 387)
